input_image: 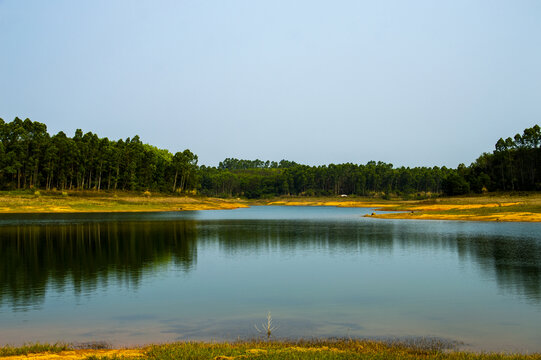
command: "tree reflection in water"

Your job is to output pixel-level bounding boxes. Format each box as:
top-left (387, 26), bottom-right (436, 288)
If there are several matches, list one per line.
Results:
top-left (0, 217), bottom-right (540, 310)
top-left (0, 220), bottom-right (197, 310)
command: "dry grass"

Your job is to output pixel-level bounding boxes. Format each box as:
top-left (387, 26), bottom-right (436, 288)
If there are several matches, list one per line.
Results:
top-left (0, 349), bottom-right (143, 360)
top-left (264, 194), bottom-right (541, 222)
top-left (267, 200), bottom-right (397, 208)
top-left (2, 340), bottom-right (540, 360)
top-left (366, 193), bottom-right (541, 222)
top-left (0, 191), bottom-right (249, 213)
top-left (1, 191), bottom-right (541, 222)
top-left (264, 195), bottom-right (403, 208)
top-left (0, 343), bottom-right (70, 357)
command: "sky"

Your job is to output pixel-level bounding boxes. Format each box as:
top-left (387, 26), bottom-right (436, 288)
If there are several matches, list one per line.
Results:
top-left (1, 1), bottom-right (540, 168)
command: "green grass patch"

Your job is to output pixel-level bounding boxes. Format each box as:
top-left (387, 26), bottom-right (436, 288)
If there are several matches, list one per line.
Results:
top-left (0, 342), bottom-right (70, 357)
top-left (84, 340), bottom-right (541, 360)
top-left (1, 340), bottom-right (540, 360)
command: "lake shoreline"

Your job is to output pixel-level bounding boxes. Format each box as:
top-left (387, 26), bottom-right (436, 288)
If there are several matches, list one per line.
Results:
top-left (1, 192), bottom-right (541, 222)
top-left (1, 204), bottom-right (540, 354)
top-left (2, 339), bottom-right (540, 360)
top-left (262, 195), bottom-right (541, 222)
top-left (0, 191), bottom-right (249, 214)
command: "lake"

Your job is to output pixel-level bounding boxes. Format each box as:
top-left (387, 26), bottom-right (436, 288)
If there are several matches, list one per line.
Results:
top-left (0, 206), bottom-right (540, 352)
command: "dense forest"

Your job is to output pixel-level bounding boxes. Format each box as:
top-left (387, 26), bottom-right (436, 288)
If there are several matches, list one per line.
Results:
top-left (0, 117), bottom-right (540, 198)
top-left (0, 117), bottom-right (198, 193)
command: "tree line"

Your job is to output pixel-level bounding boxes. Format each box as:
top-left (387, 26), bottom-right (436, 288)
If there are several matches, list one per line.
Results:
top-left (0, 117), bottom-right (539, 197)
top-left (200, 162), bottom-right (452, 198)
top-left (201, 125), bottom-right (541, 198)
top-left (0, 117), bottom-right (198, 192)
top-left (466, 125), bottom-right (541, 192)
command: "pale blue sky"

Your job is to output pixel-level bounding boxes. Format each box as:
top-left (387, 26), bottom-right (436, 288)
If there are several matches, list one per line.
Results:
top-left (1, 1), bottom-right (540, 167)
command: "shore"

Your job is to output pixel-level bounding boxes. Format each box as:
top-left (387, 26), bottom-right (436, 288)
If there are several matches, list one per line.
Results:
top-left (264, 194), bottom-right (541, 222)
top-left (0, 191), bottom-right (249, 213)
top-left (1, 191), bottom-right (541, 222)
top-left (1, 340), bottom-right (540, 360)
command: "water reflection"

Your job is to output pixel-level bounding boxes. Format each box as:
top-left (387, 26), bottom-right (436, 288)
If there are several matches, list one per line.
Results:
top-left (198, 220), bottom-right (541, 303)
top-left (197, 220), bottom-right (398, 254)
top-left (0, 221), bottom-right (197, 310)
top-left (456, 234), bottom-right (541, 301)
top-left (0, 212), bottom-right (540, 312)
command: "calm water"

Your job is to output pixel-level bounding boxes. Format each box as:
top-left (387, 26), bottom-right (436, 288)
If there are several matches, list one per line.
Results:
top-left (0, 206), bottom-right (540, 352)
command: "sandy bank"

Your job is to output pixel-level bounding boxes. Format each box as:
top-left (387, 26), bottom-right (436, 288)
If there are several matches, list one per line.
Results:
top-left (267, 200), bottom-right (396, 208)
top-left (266, 196), bottom-right (541, 223)
top-left (1, 193), bottom-right (541, 222)
top-left (1, 349), bottom-right (143, 360)
top-left (0, 194), bottom-right (248, 213)
top-left (367, 210), bottom-right (541, 222)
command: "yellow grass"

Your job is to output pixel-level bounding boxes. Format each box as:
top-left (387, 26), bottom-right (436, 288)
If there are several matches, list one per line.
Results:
top-left (366, 194), bottom-right (541, 222)
top-left (266, 199), bottom-right (396, 208)
top-left (3, 341), bottom-right (541, 360)
top-left (265, 194), bottom-right (541, 222)
top-left (0, 349), bottom-right (143, 360)
top-left (405, 202), bottom-right (520, 211)
top-left (369, 210), bottom-right (541, 222)
top-left (0, 191), bottom-right (248, 213)
top-left (2, 192), bottom-right (541, 222)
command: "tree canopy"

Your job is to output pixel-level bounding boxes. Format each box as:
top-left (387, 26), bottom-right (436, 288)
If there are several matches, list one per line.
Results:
top-left (0, 117), bottom-right (198, 192)
top-left (0, 117), bottom-right (539, 197)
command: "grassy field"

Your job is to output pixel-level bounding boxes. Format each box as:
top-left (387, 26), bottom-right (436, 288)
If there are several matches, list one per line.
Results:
top-left (263, 193), bottom-right (541, 222)
top-left (1, 340), bottom-right (540, 360)
top-left (0, 343), bottom-right (70, 357)
top-left (1, 191), bottom-right (541, 222)
top-left (0, 190), bottom-right (249, 213)
top-left (366, 193), bottom-right (541, 222)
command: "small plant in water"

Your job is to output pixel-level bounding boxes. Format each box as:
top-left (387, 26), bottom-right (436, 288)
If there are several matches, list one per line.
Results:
top-left (255, 311), bottom-right (278, 340)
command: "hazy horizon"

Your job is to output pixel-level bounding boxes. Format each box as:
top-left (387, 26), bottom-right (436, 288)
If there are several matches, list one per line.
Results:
top-left (1, 1), bottom-right (540, 168)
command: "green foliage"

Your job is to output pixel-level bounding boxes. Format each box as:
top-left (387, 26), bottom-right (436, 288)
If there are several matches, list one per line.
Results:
top-left (443, 173), bottom-right (471, 196)
top-left (3, 340), bottom-right (541, 360)
top-left (469, 125), bottom-right (541, 192)
top-left (1, 118), bottom-right (539, 198)
top-left (171, 149), bottom-right (198, 193)
top-left (202, 125), bottom-right (541, 198)
top-left (0, 118), bottom-right (198, 193)
top-left (112, 340), bottom-right (540, 360)
top-left (200, 162), bottom-right (451, 198)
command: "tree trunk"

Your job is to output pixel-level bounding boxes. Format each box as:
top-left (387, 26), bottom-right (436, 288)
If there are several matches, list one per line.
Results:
top-left (114, 166), bottom-right (119, 190)
top-left (172, 170), bottom-right (178, 192)
top-left (180, 174), bottom-right (186, 192)
top-left (34, 162), bottom-right (39, 189)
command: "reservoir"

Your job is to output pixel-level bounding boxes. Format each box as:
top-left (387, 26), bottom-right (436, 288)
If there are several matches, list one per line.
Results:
top-left (0, 206), bottom-right (540, 352)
